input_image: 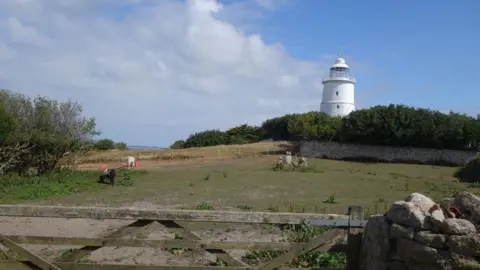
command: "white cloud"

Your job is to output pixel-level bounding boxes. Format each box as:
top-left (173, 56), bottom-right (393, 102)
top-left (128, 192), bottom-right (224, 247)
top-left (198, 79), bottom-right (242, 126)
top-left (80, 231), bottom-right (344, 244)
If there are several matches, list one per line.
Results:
top-left (0, 0), bottom-right (328, 146)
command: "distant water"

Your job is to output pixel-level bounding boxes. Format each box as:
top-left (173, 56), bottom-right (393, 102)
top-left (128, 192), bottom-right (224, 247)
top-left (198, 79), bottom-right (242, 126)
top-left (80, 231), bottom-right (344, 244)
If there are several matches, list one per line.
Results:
top-left (128, 145), bottom-right (165, 150)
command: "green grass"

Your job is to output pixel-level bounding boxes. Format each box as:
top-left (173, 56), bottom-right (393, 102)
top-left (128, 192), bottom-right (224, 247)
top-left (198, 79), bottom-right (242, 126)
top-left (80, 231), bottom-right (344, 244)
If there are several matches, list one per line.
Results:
top-left (26, 158), bottom-right (479, 214)
top-left (0, 169), bottom-right (149, 203)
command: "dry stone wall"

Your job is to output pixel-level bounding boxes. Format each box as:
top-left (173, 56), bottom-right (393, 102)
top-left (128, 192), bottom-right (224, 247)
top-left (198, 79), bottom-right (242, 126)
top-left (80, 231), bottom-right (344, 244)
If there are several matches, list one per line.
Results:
top-left (299, 141), bottom-right (477, 166)
top-left (360, 192), bottom-right (480, 270)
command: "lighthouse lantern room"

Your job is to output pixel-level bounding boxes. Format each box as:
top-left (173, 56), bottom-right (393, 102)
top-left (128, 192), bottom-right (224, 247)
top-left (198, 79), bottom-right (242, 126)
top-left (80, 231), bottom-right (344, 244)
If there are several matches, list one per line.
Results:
top-left (320, 56), bottom-right (355, 117)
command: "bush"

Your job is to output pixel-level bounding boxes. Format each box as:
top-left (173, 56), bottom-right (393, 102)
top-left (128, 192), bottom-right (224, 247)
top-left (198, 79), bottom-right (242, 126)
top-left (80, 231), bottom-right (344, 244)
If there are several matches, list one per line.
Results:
top-left (94, 139), bottom-right (115, 150)
top-left (170, 140), bottom-right (185, 149)
top-left (0, 90), bottom-right (99, 175)
top-left (226, 124), bottom-right (265, 143)
top-left (454, 155), bottom-right (480, 183)
top-left (115, 142), bottom-right (128, 150)
top-left (184, 130), bottom-right (230, 148)
top-left (172, 104), bottom-right (480, 151)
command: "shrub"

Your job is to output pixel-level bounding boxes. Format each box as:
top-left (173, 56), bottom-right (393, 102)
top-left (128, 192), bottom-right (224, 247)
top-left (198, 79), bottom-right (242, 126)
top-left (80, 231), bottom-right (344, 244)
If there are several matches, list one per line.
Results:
top-left (94, 139), bottom-right (115, 150)
top-left (170, 140), bottom-right (185, 149)
top-left (454, 155), bottom-right (480, 183)
top-left (115, 142), bottom-right (128, 150)
top-left (172, 104), bottom-right (480, 151)
top-left (184, 130), bottom-right (230, 148)
top-left (0, 89), bottom-right (99, 175)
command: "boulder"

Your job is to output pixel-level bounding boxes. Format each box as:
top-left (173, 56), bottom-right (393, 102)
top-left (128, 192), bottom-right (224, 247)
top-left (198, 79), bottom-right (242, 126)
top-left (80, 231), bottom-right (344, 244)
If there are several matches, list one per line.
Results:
top-left (397, 238), bottom-right (440, 264)
top-left (413, 231), bottom-right (447, 248)
top-left (429, 207), bottom-right (446, 233)
top-left (440, 197), bottom-right (454, 211)
top-left (405, 193), bottom-right (436, 213)
top-left (440, 218), bottom-right (476, 235)
top-left (448, 234), bottom-right (480, 257)
top-left (453, 192), bottom-right (480, 226)
top-left (396, 238), bottom-right (451, 268)
top-left (390, 223), bottom-right (414, 239)
top-left (386, 201), bottom-right (430, 229)
top-left (359, 215), bottom-right (390, 270)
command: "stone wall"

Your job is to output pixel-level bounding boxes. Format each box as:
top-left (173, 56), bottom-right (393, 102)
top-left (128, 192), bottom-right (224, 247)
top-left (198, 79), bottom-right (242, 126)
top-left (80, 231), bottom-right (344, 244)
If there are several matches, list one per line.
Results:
top-left (299, 141), bottom-right (477, 166)
top-left (360, 192), bottom-right (480, 270)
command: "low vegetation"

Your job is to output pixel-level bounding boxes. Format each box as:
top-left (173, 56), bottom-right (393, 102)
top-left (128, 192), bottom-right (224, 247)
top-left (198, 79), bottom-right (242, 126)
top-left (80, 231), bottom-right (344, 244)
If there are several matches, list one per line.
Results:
top-left (172, 105), bottom-right (480, 151)
top-left (0, 169), bottom-right (149, 203)
top-left (454, 154), bottom-right (480, 183)
top-left (93, 138), bottom-right (128, 151)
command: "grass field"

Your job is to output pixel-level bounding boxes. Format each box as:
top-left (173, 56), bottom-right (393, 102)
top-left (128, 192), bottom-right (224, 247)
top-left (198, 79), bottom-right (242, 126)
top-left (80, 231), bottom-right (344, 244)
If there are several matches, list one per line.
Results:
top-left (6, 154), bottom-right (477, 215)
top-left (1, 144), bottom-right (478, 268)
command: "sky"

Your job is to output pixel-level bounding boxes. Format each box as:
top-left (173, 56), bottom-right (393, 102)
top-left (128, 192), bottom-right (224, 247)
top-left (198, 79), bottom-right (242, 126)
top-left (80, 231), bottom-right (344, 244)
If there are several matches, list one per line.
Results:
top-left (0, 0), bottom-right (478, 147)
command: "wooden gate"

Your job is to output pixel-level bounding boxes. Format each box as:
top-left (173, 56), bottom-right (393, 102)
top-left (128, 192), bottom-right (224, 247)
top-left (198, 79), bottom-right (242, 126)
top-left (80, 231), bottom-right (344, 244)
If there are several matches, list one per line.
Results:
top-left (0, 204), bottom-right (365, 270)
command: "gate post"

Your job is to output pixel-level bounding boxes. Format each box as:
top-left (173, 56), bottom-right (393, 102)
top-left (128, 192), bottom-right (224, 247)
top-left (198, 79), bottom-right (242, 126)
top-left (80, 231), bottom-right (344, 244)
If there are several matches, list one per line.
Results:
top-left (347, 205), bottom-right (364, 270)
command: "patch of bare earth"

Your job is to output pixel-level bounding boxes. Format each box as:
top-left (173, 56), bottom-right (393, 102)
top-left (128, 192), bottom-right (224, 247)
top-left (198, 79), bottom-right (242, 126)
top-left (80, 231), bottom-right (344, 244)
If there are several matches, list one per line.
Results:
top-left (76, 155), bottom-right (272, 171)
top-left (0, 201), bottom-right (286, 266)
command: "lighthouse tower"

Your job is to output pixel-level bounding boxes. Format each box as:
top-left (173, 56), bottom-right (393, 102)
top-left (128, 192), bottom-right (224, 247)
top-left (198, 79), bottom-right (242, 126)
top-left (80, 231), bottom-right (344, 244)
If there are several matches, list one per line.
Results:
top-left (320, 56), bottom-right (355, 117)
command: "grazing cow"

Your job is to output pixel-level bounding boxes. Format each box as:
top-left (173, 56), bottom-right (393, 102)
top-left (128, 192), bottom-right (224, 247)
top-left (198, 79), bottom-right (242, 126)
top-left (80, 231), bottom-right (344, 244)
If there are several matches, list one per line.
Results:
top-left (99, 168), bottom-right (116, 186)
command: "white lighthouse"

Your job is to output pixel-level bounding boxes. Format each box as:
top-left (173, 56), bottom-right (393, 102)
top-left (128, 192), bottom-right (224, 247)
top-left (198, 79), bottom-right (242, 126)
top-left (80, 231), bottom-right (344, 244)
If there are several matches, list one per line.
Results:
top-left (320, 56), bottom-right (355, 117)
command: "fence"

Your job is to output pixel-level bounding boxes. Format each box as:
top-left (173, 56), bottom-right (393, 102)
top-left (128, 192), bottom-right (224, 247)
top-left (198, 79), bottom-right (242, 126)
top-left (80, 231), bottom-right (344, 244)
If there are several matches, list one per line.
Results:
top-left (0, 204), bottom-right (366, 270)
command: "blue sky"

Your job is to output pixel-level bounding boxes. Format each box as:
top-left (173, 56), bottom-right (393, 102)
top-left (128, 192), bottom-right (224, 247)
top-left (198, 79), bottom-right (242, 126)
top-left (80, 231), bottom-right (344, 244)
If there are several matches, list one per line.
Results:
top-left (0, 0), bottom-right (478, 146)
top-left (244, 0), bottom-right (480, 113)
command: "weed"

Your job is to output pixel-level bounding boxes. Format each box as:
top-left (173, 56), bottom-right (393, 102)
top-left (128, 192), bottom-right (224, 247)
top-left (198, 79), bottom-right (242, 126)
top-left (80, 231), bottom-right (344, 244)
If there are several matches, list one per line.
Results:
top-left (167, 233), bottom-right (189, 255)
top-left (214, 258), bottom-right (228, 266)
top-left (117, 169), bottom-right (149, 186)
top-left (267, 205), bottom-right (279, 212)
top-left (196, 201), bottom-right (214, 210)
top-left (323, 194), bottom-right (338, 204)
top-left (272, 163), bottom-right (322, 173)
top-left (0, 250), bottom-right (18, 260)
top-left (237, 205), bottom-right (253, 211)
top-left (243, 224), bottom-right (346, 269)
top-left (468, 182), bottom-right (480, 188)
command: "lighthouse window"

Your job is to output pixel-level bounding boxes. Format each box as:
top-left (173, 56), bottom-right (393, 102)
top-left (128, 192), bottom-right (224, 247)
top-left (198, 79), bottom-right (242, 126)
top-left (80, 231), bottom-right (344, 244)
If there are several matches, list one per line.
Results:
top-left (336, 91), bottom-right (339, 96)
top-left (337, 105), bottom-right (340, 109)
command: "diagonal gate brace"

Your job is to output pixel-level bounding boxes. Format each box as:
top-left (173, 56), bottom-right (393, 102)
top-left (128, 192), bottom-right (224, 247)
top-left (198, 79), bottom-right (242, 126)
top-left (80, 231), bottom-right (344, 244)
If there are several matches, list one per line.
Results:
top-left (0, 232), bottom-right (62, 270)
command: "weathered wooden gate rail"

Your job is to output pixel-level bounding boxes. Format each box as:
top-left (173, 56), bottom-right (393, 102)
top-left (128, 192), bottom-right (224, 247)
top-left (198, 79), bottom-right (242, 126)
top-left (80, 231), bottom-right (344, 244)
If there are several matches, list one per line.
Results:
top-left (0, 205), bottom-right (365, 270)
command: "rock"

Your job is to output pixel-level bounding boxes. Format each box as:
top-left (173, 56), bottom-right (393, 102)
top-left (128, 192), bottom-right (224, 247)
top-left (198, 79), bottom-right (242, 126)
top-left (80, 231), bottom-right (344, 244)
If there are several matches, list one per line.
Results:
top-left (405, 193), bottom-right (436, 213)
top-left (451, 255), bottom-right (480, 270)
top-left (441, 218), bottom-right (476, 235)
top-left (359, 215), bottom-right (390, 270)
top-left (429, 207), bottom-right (446, 233)
top-left (390, 223), bottom-right (414, 239)
top-left (448, 234), bottom-right (480, 257)
top-left (396, 238), bottom-right (450, 266)
top-left (440, 197), bottom-right (454, 211)
top-left (387, 201), bottom-right (430, 229)
top-left (387, 261), bottom-right (407, 270)
top-left (453, 192), bottom-right (480, 225)
top-left (413, 231), bottom-right (447, 248)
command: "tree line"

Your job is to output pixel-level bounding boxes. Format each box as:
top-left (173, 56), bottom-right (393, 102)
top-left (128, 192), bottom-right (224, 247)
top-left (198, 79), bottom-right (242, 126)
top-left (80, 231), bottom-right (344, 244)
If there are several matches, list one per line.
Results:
top-left (0, 90), bottom-right (126, 176)
top-left (171, 104), bottom-right (480, 151)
